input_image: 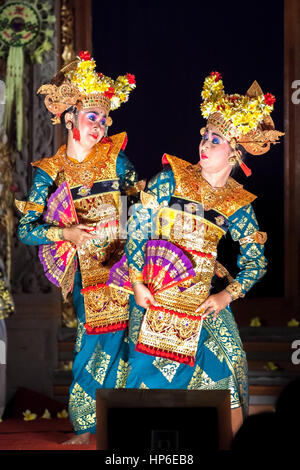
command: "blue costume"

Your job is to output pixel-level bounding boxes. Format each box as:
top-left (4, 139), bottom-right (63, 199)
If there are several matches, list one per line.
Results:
top-left (17, 133), bottom-right (137, 434)
top-left (125, 155), bottom-right (268, 416)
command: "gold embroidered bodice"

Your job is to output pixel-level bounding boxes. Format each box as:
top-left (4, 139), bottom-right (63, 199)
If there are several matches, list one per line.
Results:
top-left (32, 132), bottom-right (127, 287)
top-left (154, 154), bottom-right (256, 313)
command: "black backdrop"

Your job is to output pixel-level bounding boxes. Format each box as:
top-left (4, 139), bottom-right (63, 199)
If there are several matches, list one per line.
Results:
top-left (92, 0), bottom-right (284, 298)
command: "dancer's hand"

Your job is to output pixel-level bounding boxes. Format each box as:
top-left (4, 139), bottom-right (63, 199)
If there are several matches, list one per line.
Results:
top-left (133, 283), bottom-right (159, 309)
top-left (62, 224), bottom-right (95, 247)
top-left (195, 290), bottom-right (232, 320)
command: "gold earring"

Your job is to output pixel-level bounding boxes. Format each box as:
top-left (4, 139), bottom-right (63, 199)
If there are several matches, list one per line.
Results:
top-left (229, 156), bottom-right (236, 166)
top-left (66, 121), bottom-right (73, 130)
top-left (106, 116), bottom-right (113, 127)
top-left (200, 127), bottom-right (206, 136)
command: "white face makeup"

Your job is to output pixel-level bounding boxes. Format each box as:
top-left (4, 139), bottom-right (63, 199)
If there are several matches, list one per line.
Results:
top-left (77, 107), bottom-right (107, 148)
top-left (199, 124), bottom-right (232, 174)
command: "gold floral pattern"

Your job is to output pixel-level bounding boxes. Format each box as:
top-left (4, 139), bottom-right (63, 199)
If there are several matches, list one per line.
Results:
top-left (204, 337), bottom-right (224, 363)
top-left (85, 344), bottom-right (111, 385)
top-left (153, 357), bottom-right (180, 383)
top-left (116, 358), bottom-right (129, 388)
top-left (68, 382), bottom-right (96, 432)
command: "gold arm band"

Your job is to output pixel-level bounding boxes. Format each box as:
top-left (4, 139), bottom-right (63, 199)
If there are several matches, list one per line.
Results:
top-left (46, 227), bottom-right (64, 242)
top-left (225, 281), bottom-right (245, 301)
top-left (15, 199), bottom-right (44, 214)
top-left (128, 267), bottom-right (144, 284)
top-left (132, 281), bottom-right (145, 287)
top-left (214, 261), bottom-right (234, 283)
top-left (239, 231), bottom-right (267, 246)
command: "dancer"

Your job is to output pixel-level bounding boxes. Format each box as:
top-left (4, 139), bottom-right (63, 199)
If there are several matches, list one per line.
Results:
top-left (124, 71), bottom-right (283, 435)
top-left (16, 51), bottom-right (138, 444)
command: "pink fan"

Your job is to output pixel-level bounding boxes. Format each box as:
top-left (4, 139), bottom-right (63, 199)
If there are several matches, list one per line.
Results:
top-left (38, 181), bottom-right (78, 288)
top-left (107, 240), bottom-right (195, 295)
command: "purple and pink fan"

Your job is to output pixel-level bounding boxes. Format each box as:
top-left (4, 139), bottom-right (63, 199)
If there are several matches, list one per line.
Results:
top-left (38, 181), bottom-right (78, 288)
top-left (107, 240), bottom-right (195, 295)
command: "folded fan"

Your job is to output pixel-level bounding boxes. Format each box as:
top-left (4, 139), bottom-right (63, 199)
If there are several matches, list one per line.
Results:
top-left (38, 181), bottom-right (78, 291)
top-left (107, 240), bottom-right (195, 295)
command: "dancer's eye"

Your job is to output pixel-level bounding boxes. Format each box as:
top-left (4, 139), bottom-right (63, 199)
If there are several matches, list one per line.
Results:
top-left (212, 137), bottom-right (220, 144)
top-left (87, 113), bottom-right (97, 122)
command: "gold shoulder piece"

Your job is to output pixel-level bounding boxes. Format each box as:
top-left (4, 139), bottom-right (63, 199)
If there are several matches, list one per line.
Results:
top-left (239, 230), bottom-right (267, 245)
top-left (15, 199), bottom-right (44, 214)
top-left (31, 148), bottom-right (65, 181)
top-left (140, 191), bottom-right (160, 210)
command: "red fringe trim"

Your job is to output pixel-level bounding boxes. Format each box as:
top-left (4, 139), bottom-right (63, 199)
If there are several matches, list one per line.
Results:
top-left (81, 283), bottom-right (107, 294)
top-left (149, 304), bottom-right (203, 321)
top-left (136, 341), bottom-right (195, 367)
top-left (85, 320), bottom-right (128, 334)
top-left (177, 244), bottom-right (212, 258)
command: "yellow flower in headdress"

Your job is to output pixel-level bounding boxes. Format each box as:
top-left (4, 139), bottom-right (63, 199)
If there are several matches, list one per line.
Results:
top-left (200, 71), bottom-right (276, 135)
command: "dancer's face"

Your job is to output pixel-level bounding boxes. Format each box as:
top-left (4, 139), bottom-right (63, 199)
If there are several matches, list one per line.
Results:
top-left (199, 124), bottom-right (232, 174)
top-left (77, 107), bottom-right (107, 148)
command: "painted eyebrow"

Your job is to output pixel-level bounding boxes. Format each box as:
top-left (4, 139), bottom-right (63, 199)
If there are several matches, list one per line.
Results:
top-left (86, 111), bottom-right (99, 115)
top-left (204, 129), bottom-right (223, 139)
top-left (212, 132), bottom-right (222, 139)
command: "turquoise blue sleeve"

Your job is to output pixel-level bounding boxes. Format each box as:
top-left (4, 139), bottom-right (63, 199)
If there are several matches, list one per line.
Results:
top-left (17, 168), bottom-right (55, 246)
top-left (228, 204), bottom-right (268, 295)
top-left (125, 167), bottom-right (175, 273)
top-left (116, 150), bottom-right (138, 192)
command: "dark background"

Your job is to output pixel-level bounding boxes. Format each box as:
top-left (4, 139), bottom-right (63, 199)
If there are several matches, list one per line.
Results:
top-left (92, 0), bottom-right (284, 298)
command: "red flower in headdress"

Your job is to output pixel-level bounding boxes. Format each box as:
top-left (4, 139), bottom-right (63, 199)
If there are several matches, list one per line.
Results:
top-left (79, 50), bottom-right (91, 61)
top-left (126, 73), bottom-right (136, 84)
top-left (210, 71), bottom-right (222, 81)
top-left (264, 93), bottom-right (276, 106)
top-left (104, 87), bottom-right (115, 99)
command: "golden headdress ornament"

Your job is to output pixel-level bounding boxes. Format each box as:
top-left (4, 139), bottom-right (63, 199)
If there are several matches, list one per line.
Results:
top-left (37, 51), bottom-right (136, 126)
top-left (200, 71), bottom-right (284, 176)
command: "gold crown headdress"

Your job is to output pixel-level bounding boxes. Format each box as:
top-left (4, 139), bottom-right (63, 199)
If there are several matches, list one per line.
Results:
top-left (200, 71), bottom-right (284, 175)
top-left (37, 50), bottom-right (136, 126)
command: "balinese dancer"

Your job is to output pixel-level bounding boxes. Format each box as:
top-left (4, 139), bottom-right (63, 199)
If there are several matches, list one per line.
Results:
top-left (16, 51), bottom-right (139, 444)
top-left (124, 72), bottom-right (283, 435)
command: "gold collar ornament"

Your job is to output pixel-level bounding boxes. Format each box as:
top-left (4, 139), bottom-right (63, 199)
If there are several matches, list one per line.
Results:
top-left (200, 71), bottom-right (284, 176)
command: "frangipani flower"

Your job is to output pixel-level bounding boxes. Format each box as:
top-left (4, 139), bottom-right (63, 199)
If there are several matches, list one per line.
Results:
top-left (57, 409), bottom-right (68, 418)
top-left (41, 408), bottom-right (51, 419)
top-left (287, 318), bottom-right (300, 327)
top-left (23, 410), bottom-right (37, 421)
top-left (250, 316), bottom-right (261, 327)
